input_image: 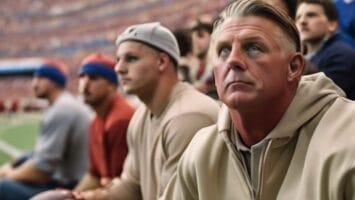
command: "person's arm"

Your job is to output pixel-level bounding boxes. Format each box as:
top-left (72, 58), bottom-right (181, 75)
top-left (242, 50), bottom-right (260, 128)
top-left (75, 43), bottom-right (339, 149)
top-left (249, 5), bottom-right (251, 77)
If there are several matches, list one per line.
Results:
top-left (3, 160), bottom-right (50, 183)
top-left (32, 109), bottom-right (75, 180)
top-left (99, 112), bottom-right (143, 200)
top-left (158, 113), bottom-right (215, 196)
top-left (345, 166), bottom-right (355, 199)
top-left (160, 165), bottom-right (198, 200)
top-left (75, 173), bottom-right (100, 192)
top-left (104, 146), bottom-right (142, 199)
top-left (30, 189), bottom-right (74, 200)
top-left (0, 162), bottom-right (13, 177)
top-left (160, 127), bottom-right (209, 200)
top-left (76, 153), bottom-right (141, 200)
top-left (318, 50), bottom-right (355, 96)
top-left (104, 118), bottom-right (130, 178)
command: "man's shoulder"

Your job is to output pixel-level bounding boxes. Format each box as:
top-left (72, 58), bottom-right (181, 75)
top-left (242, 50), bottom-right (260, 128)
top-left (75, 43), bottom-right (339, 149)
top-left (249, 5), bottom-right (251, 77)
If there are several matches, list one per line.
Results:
top-left (51, 92), bottom-right (91, 119)
top-left (54, 92), bottom-right (82, 109)
top-left (167, 83), bottom-right (219, 118)
top-left (310, 98), bottom-right (355, 153)
top-left (321, 35), bottom-right (355, 57)
top-left (320, 97), bottom-right (355, 128)
top-left (297, 98), bottom-right (355, 189)
top-left (179, 124), bottom-right (231, 169)
top-left (108, 95), bottom-right (135, 120)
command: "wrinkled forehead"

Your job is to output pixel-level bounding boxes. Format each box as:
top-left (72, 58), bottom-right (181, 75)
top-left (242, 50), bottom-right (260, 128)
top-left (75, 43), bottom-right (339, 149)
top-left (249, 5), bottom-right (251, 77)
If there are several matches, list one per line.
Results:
top-left (212, 16), bottom-right (286, 46)
top-left (219, 16), bottom-right (283, 34)
top-left (296, 3), bottom-right (325, 16)
top-left (116, 40), bottom-right (158, 55)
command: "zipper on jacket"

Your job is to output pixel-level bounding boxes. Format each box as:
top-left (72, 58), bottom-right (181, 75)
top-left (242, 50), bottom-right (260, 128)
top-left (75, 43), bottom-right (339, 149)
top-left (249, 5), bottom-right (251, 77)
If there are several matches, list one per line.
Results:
top-left (235, 152), bottom-right (255, 199)
top-left (255, 140), bottom-right (272, 200)
top-left (221, 130), bottom-right (255, 199)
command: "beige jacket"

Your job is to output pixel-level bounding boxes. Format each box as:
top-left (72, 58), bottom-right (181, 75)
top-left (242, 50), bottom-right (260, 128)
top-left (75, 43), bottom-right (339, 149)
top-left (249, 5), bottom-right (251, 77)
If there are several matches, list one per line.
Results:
top-left (161, 73), bottom-right (355, 200)
top-left (107, 82), bottom-right (219, 200)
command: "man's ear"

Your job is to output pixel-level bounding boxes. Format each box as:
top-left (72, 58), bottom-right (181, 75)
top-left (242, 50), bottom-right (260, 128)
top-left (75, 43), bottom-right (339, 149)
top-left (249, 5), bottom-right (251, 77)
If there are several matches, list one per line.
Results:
top-left (157, 53), bottom-right (170, 72)
top-left (328, 20), bottom-right (338, 33)
top-left (287, 53), bottom-right (304, 81)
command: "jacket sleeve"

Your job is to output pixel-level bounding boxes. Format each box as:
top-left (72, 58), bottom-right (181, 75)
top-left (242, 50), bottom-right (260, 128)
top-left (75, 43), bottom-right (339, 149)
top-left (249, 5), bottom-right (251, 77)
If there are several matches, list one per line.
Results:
top-left (105, 120), bottom-right (142, 200)
top-left (32, 109), bottom-right (73, 174)
top-left (345, 164), bottom-right (355, 199)
top-left (318, 49), bottom-right (355, 97)
top-left (160, 129), bottom-right (201, 200)
top-left (159, 113), bottom-right (215, 197)
top-left (105, 118), bottom-right (129, 177)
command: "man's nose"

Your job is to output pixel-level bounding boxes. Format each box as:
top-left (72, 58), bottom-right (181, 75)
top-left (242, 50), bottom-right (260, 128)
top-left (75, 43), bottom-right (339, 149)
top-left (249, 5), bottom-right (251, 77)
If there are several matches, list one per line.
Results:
top-left (227, 48), bottom-right (247, 71)
top-left (115, 62), bottom-right (127, 75)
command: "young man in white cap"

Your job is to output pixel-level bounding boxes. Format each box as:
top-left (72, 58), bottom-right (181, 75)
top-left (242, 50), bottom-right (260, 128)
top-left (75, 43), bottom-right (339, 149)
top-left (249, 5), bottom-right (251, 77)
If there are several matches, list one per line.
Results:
top-left (71, 22), bottom-right (220, 200)
top-left (0, 59), bottom-right (91, 200)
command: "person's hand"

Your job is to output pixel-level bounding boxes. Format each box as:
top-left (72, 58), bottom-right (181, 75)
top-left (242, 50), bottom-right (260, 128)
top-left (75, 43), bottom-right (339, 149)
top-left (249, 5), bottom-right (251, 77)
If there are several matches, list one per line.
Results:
top-left (71, 191), bottom-right (85, 200)
top-left (100, 177), bottom-right (111, 187)
top-left (0, 163), bottom-right (12, 177)
top-left (73, 188), bottom-right (108, 200)
top-left (30, 189), bottom-right (74, 200)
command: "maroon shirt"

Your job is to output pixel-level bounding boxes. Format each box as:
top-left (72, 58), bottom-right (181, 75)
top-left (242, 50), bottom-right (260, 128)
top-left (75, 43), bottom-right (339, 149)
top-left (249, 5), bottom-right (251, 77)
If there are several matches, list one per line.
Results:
top-left (89, 95), bottom-right (134, 178)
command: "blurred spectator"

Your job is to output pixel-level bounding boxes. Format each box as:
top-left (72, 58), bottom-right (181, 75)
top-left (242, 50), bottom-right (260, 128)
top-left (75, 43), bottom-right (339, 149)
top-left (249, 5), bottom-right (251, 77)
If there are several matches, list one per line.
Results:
top-left (173, 28), bottom-right (200, 83)
top-left (189, 15), bottom-right (218, 99)
top-left (262, 0), bottom-right (297, 19)
top-left (0, 59), bottom-right (91, 199)
top-left (333, 0), bottom-right (355, 48)
top-left (0, 99), bottom-right (4, 112)
top-left (3, 99), bottom-right (19, 113)
top-left (76, 53), bottom-right (134, 190)
top-left (31, 53), bottom-right (134, 200)
top-left (296, 0), bottom-right (355, 99)
top-left (0, 1), bottom-right (229, 101)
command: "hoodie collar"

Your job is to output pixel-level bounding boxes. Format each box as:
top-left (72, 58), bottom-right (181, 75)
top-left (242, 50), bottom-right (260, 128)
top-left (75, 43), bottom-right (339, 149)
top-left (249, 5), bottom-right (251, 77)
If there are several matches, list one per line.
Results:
top-left (218, 73), bottom-right (345, 140)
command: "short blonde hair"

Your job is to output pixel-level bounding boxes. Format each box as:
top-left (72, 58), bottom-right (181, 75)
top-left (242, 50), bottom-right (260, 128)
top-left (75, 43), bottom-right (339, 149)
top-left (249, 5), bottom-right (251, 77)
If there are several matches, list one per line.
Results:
top-left (211, 0), bottom-right (301, 54)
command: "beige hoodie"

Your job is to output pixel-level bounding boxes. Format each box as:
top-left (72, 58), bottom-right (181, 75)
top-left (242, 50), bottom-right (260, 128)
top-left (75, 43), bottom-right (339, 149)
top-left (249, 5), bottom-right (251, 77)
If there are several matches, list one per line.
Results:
top-left (161, 73), bottom-right (355, 200)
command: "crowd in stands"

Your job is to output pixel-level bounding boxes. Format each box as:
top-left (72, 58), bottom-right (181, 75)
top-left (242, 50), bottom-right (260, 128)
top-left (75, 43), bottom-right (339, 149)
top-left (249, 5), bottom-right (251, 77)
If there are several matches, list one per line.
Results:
top-left (0, 0), bottom-right (355, 199)
top-left (0, 0), bottom-right (227, 102)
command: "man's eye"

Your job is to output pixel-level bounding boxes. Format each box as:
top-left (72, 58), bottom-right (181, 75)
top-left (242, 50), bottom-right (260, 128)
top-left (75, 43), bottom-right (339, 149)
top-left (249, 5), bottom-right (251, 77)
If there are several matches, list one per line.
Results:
top-left (218, 46), bottom-right (231, 60)
top-left (126, 55), bottom-right (138, 62)
top-left (88, 75), bottom-right (99, 80)
top-left (306, 12), bottom-right (318, 18)
top-left (245, 44), bottom-right (262, 57)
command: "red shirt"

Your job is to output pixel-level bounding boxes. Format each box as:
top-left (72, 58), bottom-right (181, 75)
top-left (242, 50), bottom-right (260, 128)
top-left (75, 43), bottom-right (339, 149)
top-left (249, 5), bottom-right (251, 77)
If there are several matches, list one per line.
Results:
top-left (89, 95), bottom-right (134, 178)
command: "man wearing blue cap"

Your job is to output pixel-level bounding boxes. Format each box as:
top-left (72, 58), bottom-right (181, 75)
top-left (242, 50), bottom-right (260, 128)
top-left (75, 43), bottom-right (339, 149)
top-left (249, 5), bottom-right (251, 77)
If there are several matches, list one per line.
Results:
top-left (0, 59), bottom-right (91, 200)
top-left (31, 53), bottom-right (135, 200)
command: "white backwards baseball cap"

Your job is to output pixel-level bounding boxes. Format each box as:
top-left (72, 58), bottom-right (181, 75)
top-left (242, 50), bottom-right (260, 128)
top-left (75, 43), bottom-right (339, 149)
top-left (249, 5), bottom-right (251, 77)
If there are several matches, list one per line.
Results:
top-left (116, 22), bottom-right (180, 64)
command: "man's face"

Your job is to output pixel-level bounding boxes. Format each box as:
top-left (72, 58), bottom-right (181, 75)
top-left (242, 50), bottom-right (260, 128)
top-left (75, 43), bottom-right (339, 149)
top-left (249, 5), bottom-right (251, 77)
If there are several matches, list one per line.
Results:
top-left (32, 76), bottom-right (55, 99)
top-left (296, 3), bottom-right (337, 44)
top-left (191, 29), bottom-right (211, 60)
top-left (79, 74), bottom-right (112, 107)
top-left (115, 41), bottom-right (160, 96)
top-left (212, 16), bottom-right (294, 109)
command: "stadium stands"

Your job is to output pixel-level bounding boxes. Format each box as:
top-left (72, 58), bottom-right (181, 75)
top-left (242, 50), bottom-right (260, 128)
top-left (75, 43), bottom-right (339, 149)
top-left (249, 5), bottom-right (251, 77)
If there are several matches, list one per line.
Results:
top-left (0, 0), bottom-right (228, 104)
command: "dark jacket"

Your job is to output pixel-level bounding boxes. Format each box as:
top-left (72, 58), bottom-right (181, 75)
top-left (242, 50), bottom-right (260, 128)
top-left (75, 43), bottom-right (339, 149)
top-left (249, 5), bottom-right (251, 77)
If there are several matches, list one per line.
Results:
top-left (310, 33), bottom-right (355, 99)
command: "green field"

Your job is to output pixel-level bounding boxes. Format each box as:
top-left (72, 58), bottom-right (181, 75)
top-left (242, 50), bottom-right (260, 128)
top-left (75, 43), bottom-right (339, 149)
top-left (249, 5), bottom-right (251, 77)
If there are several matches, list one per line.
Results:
top-left (0, 113), bottom-right (40, 165)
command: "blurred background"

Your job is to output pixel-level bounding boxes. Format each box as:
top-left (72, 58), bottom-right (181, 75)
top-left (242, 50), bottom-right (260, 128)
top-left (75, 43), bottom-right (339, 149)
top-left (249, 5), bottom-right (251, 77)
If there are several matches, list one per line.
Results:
top-left (0, 0), bottom-right (230, 164)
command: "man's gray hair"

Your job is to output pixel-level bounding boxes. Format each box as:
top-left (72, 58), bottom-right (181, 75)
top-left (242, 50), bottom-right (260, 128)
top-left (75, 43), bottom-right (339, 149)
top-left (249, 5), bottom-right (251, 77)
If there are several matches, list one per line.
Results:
top-left (211, 0), bottom-right (301, 52)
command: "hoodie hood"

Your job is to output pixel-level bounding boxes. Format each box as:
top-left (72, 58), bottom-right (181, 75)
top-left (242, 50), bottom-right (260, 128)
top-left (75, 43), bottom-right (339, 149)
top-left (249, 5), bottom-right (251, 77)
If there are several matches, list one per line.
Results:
top-left (217, 72), bottom-right (345, 139)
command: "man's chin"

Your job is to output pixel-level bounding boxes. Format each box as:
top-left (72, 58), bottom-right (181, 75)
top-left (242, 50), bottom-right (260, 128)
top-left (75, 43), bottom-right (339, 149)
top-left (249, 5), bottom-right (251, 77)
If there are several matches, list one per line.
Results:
top-left (122, 87), bottom-right (135, 95)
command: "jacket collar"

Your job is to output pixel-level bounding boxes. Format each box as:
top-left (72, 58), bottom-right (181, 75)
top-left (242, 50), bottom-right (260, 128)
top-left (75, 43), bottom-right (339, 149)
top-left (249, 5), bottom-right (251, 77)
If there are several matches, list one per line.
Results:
top-left (217, 73), bottom-right (344, 141)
